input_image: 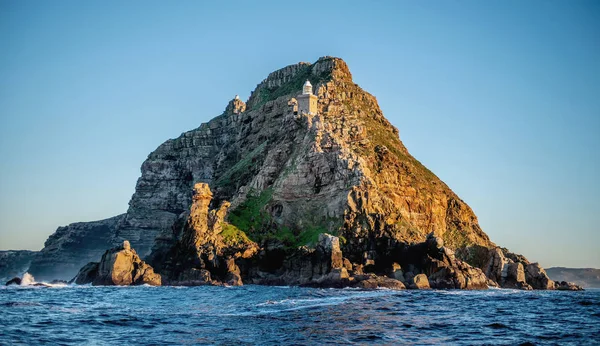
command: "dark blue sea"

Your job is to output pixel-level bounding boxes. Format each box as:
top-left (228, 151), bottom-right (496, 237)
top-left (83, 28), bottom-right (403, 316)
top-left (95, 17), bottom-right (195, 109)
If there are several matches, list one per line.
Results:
top-left (1, 284), bottom-right (599, 345)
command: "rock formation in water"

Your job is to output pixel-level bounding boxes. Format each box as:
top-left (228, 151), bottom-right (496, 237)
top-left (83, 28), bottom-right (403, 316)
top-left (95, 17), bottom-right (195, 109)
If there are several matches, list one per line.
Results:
top-left (28, 56), bottom-right (581, 290)
top-left (72, 240), bottom-right (161, 286)
top-left (0, 250), bottom-right (37, 281)
top-left (155, 183), bottom-right (258, 286)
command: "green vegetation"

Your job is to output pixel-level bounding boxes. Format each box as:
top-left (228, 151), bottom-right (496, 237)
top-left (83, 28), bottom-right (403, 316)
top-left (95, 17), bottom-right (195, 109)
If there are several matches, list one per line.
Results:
top-left (441, 226), bottom-right (473, 250)
top-left (227, 188), bottom-right (274, 234)
top-left (395, 218), bottom-right (422, 241)
top-left (455, 244), bottom-right (491, 269)
top-left (215, 141), bottom-right (267, 188)
top-left (360, 116), bottom-right (438, 185)
top-left (220, 223), bottom-right (252, 247)
top-left (250, 65), bottom-right (332, 110)
top-left (296, 225), bottom-right (328, 247)
top-left (227, 188), bottom-right (343, 249)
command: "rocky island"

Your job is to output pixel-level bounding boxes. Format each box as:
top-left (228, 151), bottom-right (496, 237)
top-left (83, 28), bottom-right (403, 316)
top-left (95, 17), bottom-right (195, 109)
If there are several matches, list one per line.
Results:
top-left (16, 57), bottom-right (581, 290)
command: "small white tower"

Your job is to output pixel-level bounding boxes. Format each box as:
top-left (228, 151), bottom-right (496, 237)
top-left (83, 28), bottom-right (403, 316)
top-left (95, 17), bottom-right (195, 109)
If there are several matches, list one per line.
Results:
top-left (297, 80), bottom-right (318, 115)
top-left (302, 80), bottom-right (313, 95)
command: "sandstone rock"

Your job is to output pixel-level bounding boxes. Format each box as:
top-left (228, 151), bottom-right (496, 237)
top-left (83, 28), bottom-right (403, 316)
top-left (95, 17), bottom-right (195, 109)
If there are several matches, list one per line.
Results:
top-left (356, 274), bottom-right (405, 290)
top-left (504, 262), bottom-right (527, 288)
top-left (485, 247), bottom-right (507, 284)
top-left (408, 274), bottom-right (430, 289)
top-left (158, 183), bottom-right (258, 286)
top-left (389, 262), bottom-right (405, 282)
top-left (72, 241), bottom-right (161, 286)
top-left (225, 257), bottom-right (243, 286)
top-left (342, 258), bottom-right (353, 271)
top-left (223, 96), bottom-right (246, 115)
top-left (525, 263), bottom-right (555, 290)
top-left (177, 268), bottom-right (214, 286)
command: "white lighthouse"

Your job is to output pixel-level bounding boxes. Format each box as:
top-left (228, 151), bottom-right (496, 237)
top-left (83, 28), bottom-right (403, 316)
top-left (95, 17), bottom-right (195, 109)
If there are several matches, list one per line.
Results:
top-left (297, 80), bottom-right (318, 115)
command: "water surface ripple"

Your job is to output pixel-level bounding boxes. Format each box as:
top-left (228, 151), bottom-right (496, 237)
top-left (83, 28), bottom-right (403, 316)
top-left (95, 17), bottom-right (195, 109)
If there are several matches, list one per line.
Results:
top-left (1, 285), bottom-right (599, 345)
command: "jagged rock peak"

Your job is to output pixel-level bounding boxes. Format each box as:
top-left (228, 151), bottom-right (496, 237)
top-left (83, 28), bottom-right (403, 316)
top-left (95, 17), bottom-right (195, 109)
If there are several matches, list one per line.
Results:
top-left (246, 56), bottom-right (352, 110)
top-left (223, 95), bottom-right (246, 115)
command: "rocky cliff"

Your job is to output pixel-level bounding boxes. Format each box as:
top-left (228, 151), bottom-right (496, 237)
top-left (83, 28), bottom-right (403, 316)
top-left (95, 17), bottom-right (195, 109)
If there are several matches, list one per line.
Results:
top-left (28, 215), bottom-right (124, 281)
top-left (29, 56), bottom-right (567, 290)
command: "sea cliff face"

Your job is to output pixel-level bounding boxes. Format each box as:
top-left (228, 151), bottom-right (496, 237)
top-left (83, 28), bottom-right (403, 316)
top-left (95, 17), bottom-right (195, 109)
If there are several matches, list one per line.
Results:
top-left (27, 57), bottom-right (565, 289)
top-left (0, 250), bottom-right (37, 281)
top-left (27, 215), bottom-right (124, 281)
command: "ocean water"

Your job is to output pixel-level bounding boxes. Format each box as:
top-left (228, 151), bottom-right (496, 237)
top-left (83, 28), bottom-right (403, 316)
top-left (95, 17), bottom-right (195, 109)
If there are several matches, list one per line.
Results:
top-left (1, 284), bottom-right (599, 345)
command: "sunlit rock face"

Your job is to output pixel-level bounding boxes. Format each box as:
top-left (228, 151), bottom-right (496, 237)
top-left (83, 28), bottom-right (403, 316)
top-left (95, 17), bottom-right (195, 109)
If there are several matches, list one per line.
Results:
top-left (72, 240), bottom-right (161, 286)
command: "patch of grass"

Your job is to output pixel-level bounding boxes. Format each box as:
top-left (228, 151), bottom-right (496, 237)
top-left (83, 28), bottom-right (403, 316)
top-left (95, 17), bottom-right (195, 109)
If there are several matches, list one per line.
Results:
top-left (221, 223), bottom-right (252, 247)
top-left (442, 226), bottom-right (473, 250)
top-left (215, 141), bottom-right (267, 188)
top-left (227, 187), bottom-right (345, 249)
top-left (296, 225), bottom-right (328, 247)
top-left (227, 188), bottom-right (274, 234)
top-left (250, 65), bottom-right (332, 110)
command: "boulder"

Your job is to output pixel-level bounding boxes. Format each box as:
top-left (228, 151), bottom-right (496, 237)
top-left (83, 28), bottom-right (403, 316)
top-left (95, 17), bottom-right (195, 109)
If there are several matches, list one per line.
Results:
top-left (389, 262), bottom-right (405, 282)
top-left (356, 274), bottom-right (405, 290)
top-left (556, 281), bottom-right (584, 291)
top-left (408, 273), bottom-right (430, 289)
top-left (525, 263), bottom-right (555, 290)
top-left (72, 241), bottom-right (161, 286)
top-left (225, 257), bottom-right (243, 286)
top-left (71, 262), bottom-right (98, 285)
top-left (485, 247), bottom-right (507, 284)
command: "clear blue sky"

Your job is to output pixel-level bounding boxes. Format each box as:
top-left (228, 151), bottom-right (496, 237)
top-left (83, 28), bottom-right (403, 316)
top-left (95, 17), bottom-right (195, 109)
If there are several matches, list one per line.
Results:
top-left (1, 1), bottom-right (598, 268)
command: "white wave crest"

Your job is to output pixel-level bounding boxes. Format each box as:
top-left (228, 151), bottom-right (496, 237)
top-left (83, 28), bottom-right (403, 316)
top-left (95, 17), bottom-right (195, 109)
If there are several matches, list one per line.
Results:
top-left (20, 273), bottom-right (35, 286)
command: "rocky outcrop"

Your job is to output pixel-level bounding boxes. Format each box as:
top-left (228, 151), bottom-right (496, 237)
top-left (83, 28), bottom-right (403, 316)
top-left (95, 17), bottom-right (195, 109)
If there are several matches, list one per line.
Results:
top-left (5, 277), bottom-right (21, 285)
top-left (485, 248), bottom-right (532, 289)
top-left (525, 263), bottom-right (554, 290)
top-left (72, 240), bottom-right (161, 286)
top-left (394, 233), bottom-right (489, 290)
top-left (556, 281), bottom-right (585, 291)
top-left (156, 183), bottom-right (258, 286)
top-left (28, 215), bottom-right (124, 281)
top-left (0, 250), bottom-right (37, 282)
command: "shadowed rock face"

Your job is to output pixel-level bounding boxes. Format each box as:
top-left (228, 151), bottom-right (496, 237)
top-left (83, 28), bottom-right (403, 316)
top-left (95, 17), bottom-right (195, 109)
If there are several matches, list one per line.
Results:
top-left (31, 57), bottom-right (571, 290)
top-left (28, 215), bottom-right (125, 281)
top-left (0, 251), bottom-right (37, 282)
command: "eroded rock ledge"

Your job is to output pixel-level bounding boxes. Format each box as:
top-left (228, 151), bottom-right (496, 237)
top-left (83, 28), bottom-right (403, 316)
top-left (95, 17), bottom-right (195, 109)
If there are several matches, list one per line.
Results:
top-left (72, 240), bottom-right (161, 286)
